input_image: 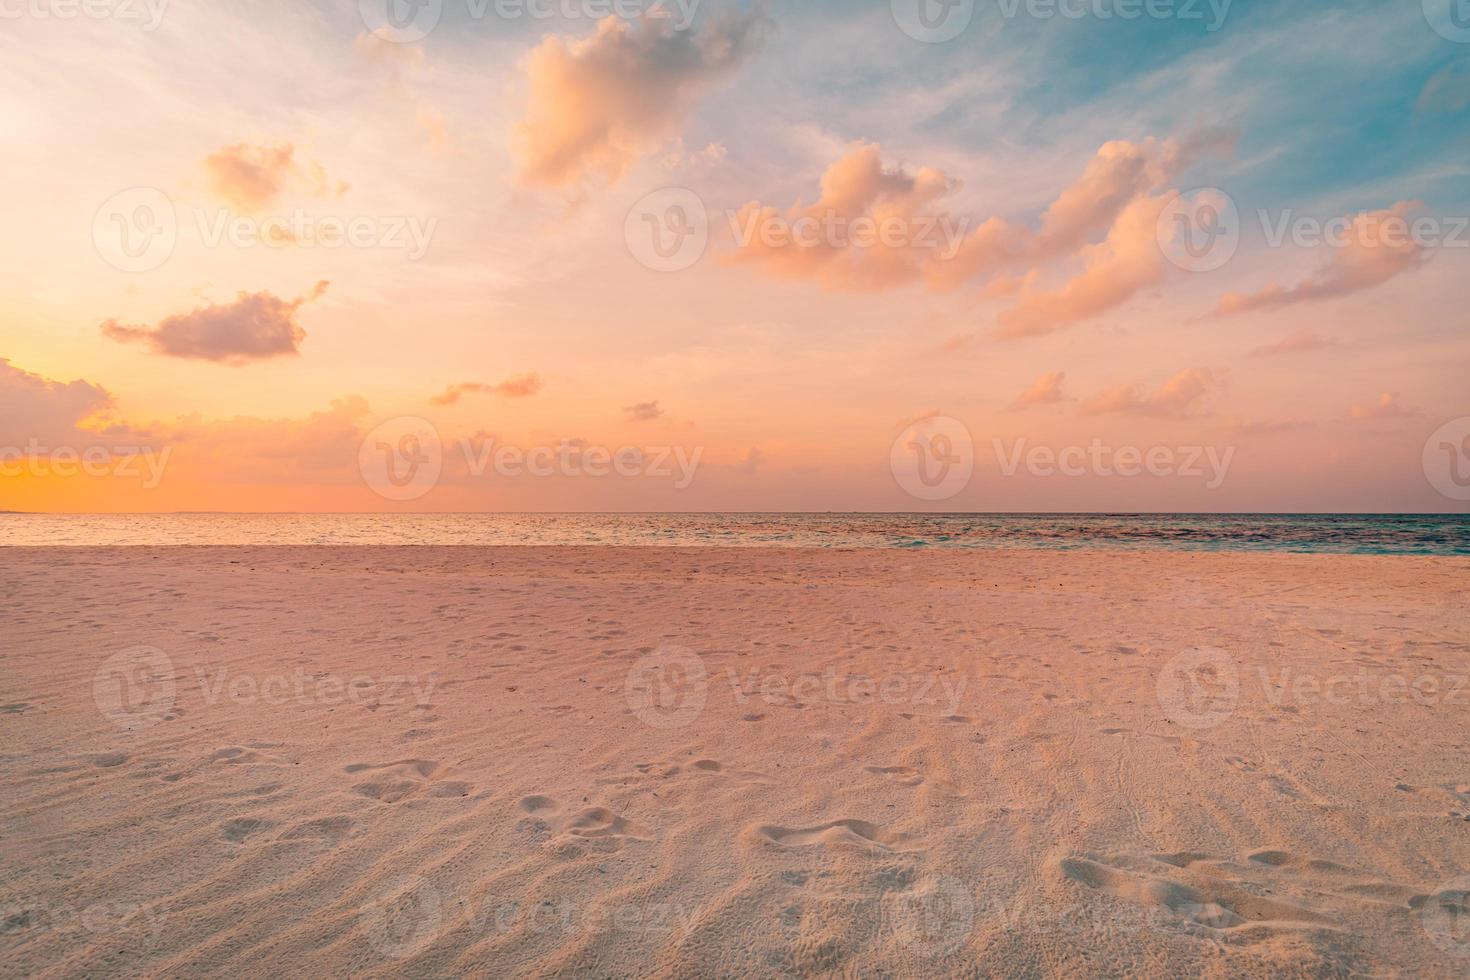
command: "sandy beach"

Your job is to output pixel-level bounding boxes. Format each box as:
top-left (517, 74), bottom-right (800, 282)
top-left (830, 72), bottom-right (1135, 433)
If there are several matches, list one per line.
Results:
top-left (3, 546), bottom-right (1470, 977)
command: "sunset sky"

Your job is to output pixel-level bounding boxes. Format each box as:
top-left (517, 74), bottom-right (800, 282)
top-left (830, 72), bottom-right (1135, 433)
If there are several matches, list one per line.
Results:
top-left (3, 0), bottom-right (1468, 512)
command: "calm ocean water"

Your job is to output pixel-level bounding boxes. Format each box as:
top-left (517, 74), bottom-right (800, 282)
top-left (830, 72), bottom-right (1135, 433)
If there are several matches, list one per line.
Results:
top-left (1, 513), bottom-right (1467, 554)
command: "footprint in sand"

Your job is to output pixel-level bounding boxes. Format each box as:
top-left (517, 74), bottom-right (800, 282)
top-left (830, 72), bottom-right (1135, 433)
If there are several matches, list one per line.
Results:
top-left (1155, 850), bottom-right (1421, 908)
top-left (1103, 729), bottom-right (1182, 747)
top-left (516, 795), bottom-right (652, 842)
top-left (1246, 849), bottom-right (1354, 874)
top-left (345, 759), bottom-right (472, 803)
top-left (280, 816), bottom-right (358, 844)
top-left (1396, 781), bottom-right (1470, 814)
top-left (565, 807), bottom-right (653, 841)
top-left (865, 765), bottom-right (924, 787)
top-left (518, 795), bottom-right (562, 818)
top-left (1151, 852), bottom-right (1216, 869)
top-left (220, 817), bottom-right (277, 843)
top-left (1250, 849), bottom-right (1426, 905)
top-left (1058, 854), bottom-right (1335, 931)
top-left (753, 819), bottom-right (908, 851)
top-left (627, 758), bottom-right (775, 786)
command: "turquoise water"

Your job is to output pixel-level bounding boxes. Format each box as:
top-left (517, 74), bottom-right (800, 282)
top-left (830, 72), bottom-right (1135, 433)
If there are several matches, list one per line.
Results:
top-left (1, 513), bottom-right (1467, 554)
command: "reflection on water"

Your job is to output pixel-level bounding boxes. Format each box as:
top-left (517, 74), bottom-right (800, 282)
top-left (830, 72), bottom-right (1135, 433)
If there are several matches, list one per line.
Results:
top-left (1, 513), bottom-right (1468, 554)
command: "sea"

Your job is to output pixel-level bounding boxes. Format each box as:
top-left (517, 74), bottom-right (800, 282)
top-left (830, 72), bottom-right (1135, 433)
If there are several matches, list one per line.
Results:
top-left (1, 513), bottom-right (1467, 554)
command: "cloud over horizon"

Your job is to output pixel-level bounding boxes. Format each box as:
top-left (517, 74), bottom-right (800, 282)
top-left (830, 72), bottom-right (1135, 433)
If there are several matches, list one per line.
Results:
top-left (0, 359), bottom-right (116, 447)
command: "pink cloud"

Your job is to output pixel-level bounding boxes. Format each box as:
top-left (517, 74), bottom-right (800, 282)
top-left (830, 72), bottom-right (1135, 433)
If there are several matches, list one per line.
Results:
top-left (1246, 331), bottom-right (1337, 357)
top-left (726, 131), bottom-right (1233, 339)
top-left (1010, 371), bottom-right (1071, 409)
top-left (204, 143), bottom-right (347, 212)
top-left (1350, 392), bottom-right (1418, 420)
top-left (995, 192), bottom-right (1170, 339)
top-left (515, 14), bottom-right (765, 188)
top-left (727, 142), bottom-right (964, 291)
top-left (0, 359), bottom-right (115, 447)
top-left (431, 374), bottom-right (544, 406)
top-left (102, 282), bottom-right (328, 365)
top-left (1215, 202), bottom-right (1429, 316)
top-left (940, 132), bottom-right (1231, 289)
top-left (1031, 135), bottom-right (1229, 256)
top-left (623, 400), bottom-right (665, 422)
top-left (733, 447), bottom-right (764, 474)
top-left (1082, 367), bottom-right (1219, 418)
top-left (1227, 417), bottom-right (1313, 435)
top-left (148, 397), bottom-right (373, 484)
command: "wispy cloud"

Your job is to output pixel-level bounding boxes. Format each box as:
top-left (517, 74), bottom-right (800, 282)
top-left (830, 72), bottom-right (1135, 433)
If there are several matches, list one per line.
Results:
top-left (1350, 392), bottom-right (1418, 420)
top-left (1246, 331), bottom-right (1337, 357)
top-left (623, 400), bottom-right (665, 422)
top-left (1010, 371), bottom-right (1071, 409)
top-left (430, 374), bottom-right (544, 406)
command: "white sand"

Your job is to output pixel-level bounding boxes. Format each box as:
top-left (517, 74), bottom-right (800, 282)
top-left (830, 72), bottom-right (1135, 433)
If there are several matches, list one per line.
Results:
top-left (3, 546), bottom-right (1470, 977)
